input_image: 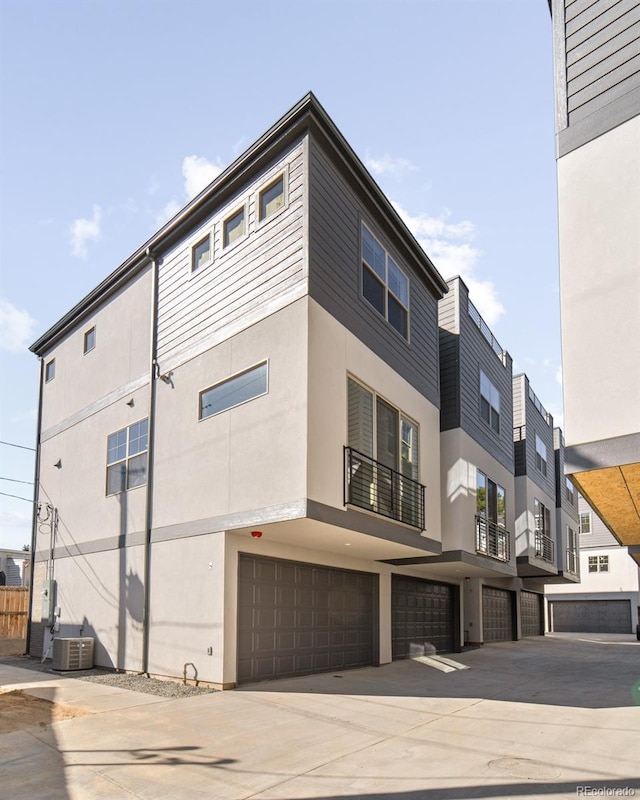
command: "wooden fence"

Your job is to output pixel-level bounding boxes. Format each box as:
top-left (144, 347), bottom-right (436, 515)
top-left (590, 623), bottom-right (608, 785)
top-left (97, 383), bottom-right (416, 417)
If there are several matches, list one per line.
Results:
top-left (0, 586), bottom-right (29, 639)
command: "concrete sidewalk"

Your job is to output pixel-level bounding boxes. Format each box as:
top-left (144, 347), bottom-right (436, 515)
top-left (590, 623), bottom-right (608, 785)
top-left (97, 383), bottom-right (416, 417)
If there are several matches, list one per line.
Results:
top-left (1, 634), bottom-right (639, 800)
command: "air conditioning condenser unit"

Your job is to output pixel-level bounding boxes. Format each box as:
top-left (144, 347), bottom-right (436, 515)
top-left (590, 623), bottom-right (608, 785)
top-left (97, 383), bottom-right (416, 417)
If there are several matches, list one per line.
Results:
top-left (52, 637), bottom-right (94, 671)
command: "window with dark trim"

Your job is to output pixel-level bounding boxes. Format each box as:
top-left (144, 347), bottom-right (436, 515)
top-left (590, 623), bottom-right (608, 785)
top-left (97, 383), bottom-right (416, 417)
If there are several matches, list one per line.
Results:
top-left (83, 327), bottom-right (96, 354)
top-left (259, 176), bottom-right (285, 221)
top-left (535, 434), bottom-right (548, 477)
top-left (479, 371), bottom-right (500, 433)
top-left (223, 207), bottom-right (245, 247)
top-left (361, 223), bottom-right (409, 339)
top-left (106, 419), bottom-right (148, 495)
top-left (45, 359), bottom-right (55, 382)
top-left (192, 233), bottom-right (212, 271)
top-left (565, 477), bottom-right (575, 505)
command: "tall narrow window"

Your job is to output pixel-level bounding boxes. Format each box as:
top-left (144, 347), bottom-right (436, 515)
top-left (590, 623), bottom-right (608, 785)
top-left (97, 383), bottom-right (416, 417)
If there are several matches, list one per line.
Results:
top-left (361, 224), bottom-right (409, 339)
top-left (45, 359), bottom-right (56, 382)
top-left (535, 434), bottom-right (548, 476)
top-left (83, 327), bottom-right (96, 354)
top-left (579, 511), bottom-right (591, 535)
top-left (479, 371), bottom-right (500, 433)
top-left (224, 207), bottom-right (245, 247)
top-left (565, 477), bottom-right (575, 505)
top-left (192, 233), bottom-right (212, 271)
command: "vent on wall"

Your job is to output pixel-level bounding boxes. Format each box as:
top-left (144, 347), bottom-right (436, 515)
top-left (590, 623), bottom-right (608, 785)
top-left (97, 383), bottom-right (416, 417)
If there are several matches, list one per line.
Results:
top-left (52, 637), bottom-right (94, 671)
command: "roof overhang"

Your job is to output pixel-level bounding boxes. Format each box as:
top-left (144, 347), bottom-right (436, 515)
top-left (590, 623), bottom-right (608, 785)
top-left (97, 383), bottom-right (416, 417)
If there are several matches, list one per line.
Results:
top-left (565, 433), bottom-right (640, 566)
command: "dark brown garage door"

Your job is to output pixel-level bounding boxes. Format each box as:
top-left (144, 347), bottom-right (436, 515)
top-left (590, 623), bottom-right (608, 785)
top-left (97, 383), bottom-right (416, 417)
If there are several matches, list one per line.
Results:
top-left (550, 600), bottom-right (632, 633)
top-left (237, 555), bottom-right (376, 684)
top-left (482, 586), bottom-right (514, 642)
top-left (392, 575), bottom-right (455, 657)
top-left (521, 590), bottom-right (544, 636)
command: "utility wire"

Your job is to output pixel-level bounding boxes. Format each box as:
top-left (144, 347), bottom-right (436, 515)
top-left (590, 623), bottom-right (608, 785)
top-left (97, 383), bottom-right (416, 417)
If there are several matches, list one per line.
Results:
top-left (0, 477), bottom-right (34, 485)
top-left (0, 440), bottom-right (36, 452)
top-left (0, 491), bottom-right (34, 503)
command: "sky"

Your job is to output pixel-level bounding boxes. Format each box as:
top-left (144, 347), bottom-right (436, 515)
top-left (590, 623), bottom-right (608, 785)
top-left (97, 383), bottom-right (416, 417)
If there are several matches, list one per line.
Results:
top-left (0, 0), bottom-right (561, 551)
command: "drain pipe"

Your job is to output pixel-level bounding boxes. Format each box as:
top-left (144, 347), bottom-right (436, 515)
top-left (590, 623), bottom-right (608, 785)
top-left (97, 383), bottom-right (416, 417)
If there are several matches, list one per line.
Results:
top-left (25, 357), bottom-right (45, 656)
top-left (141, 247), bottom-right (159, 676)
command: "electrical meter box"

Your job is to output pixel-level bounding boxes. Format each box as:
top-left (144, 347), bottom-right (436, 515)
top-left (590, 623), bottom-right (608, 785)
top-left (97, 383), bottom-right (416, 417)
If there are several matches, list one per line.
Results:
top-left (41, 579), bottom-right (55, 626)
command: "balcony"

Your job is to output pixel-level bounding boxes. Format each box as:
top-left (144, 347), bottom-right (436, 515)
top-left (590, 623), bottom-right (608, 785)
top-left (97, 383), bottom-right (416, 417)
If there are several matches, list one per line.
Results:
top-left (535, 532), bottom-right (555, 563)
top-left (475, 515), bottom-right (511, 562)
top-left (344, 446), bottom-right (425, 530)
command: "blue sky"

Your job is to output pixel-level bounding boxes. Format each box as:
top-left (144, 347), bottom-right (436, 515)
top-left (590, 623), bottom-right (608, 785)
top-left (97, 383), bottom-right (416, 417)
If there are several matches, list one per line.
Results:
top-left (0, 0), bottom-right (560, 550)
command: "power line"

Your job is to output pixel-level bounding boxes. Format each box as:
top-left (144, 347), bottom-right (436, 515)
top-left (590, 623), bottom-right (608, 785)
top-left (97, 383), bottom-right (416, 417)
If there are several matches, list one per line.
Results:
top-left (0, 491), bottom-right (34, 504)
top-left (0, 440), bottom-right (36, 452)
top-left (0, 477), bottom-right (34, 485)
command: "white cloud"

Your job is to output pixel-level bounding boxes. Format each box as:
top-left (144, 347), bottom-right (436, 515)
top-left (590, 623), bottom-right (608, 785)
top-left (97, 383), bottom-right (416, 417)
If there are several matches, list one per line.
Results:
top-left (392, 202), bottom-right (505, 326)
top-left (365, 154), bottom-right (417, 178)
top-left (155, 200), bottom-right (181, 228)
top-left (0, 299), bottom-right (37, 353)
top-left (182, 155), bottom-right (224, 199)
top-left (70, 205), bottom-right (101, 258)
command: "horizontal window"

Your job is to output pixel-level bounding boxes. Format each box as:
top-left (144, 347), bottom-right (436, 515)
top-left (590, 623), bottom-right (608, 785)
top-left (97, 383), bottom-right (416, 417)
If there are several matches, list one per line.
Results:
top-left (200, 362), bottom-right (268, 420)
top-left (84, 327), bottom-right (95, 354)
top-left (259, 175), bottom-right (285, 221)
top-left (106, 419), bottom-right (148, 495)
top-left (223, 207), bottom-right (245, 247)
top-left (45, 359), bottom-right (55, 382)
top-left (588, 555), bottom-right (609, 573)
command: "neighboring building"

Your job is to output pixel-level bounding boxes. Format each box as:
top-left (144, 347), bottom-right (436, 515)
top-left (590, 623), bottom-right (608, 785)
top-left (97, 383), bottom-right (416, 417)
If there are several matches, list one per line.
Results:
top-left (549, 2), bottom-right (640, 564)
top-left (552, 427), bottom-right (580, 583)
top-left (546, 496), bottom-right (640, 634)
top-left (27, 94), bottom-right (588, 688)
top-left (0, 549), bottom-right (30, 587)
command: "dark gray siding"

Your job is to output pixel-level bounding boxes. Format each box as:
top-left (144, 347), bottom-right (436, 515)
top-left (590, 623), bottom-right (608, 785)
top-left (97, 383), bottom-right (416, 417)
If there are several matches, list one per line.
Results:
top-left (438, 289), bottom-right (460, 430)
top-left (308, 138), bottom-right (440, 408)
top-left (554, 0), bottom-right (640, 154)
top-left (554, 428), bottom-right (579, 518)
top-left (454, 281), bottom-right (514, 472)
top-left (512, 376), bottom-right (556, 498)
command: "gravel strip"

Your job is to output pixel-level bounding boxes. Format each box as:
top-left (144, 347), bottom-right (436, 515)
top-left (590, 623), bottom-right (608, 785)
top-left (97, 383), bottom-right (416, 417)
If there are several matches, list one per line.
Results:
top-left (1, 656), bottom-right (217, 698)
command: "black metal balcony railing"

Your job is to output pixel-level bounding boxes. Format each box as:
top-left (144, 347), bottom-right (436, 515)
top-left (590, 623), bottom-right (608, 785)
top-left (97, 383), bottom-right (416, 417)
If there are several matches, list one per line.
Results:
top-left (344, 447), bottom-right (425, 530)
top-left (535, 532), bottom-right (555, 562)
top-left (565, 548), bottom-right (579, 574)
top-left (475, 515), bottom-right (511, 562)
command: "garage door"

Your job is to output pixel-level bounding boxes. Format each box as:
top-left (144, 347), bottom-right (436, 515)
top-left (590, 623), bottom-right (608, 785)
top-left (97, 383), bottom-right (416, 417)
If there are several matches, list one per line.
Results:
top-left (237, 555), bottom-right (375, 684)
top-left (482, 586), bottom-right (514, 642)
top-left (521, 590), bottom-right (544, 637)
top-left (550, 600), bottom-right (631, 633)
top-left (392, 575), bottom-right (455, 657)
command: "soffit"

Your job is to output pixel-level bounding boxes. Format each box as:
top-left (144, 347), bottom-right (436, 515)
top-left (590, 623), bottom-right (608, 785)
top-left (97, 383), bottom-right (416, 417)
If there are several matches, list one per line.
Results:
top-left (572, 462), bottom-right (640, 548)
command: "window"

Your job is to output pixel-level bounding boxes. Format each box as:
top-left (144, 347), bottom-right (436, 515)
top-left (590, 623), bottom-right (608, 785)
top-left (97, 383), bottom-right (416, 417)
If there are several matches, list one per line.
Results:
top-left (223, 207), bottom-right (245, 247)
top-left (579, 511), bottom-right (592, 535)
top-left (200, 362), bottom-right (268, 420)
top-left (259, 176), bottom-right (285, 221)
top-left (106, 419), bottom-right (148, 495)
top-left (534, 498), bottom-right (551, 537)
top-left (347, 377), bottom-right (420, 526)
top-left (83, 327), bottom-right (96, 354)
top-left (45, 359), bottom-right (55, 382)
top-left (476, 470), bottom-right (506, 527)
top-left (565, 477), bottom-right (575, 505)
top-left (192, 233), bottom-right (212, 272)
top-left (535, 434), bottom-right (547, 477)
top-left (479, 371), bottom-right (500, 433)
top-left (361, 224), bottom-right (409, 339)
top-left (588, 555), bottom-right (609, 573)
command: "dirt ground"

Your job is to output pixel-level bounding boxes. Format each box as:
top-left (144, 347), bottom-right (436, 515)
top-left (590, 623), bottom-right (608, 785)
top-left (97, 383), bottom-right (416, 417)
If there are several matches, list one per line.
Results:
top-left (0, 638), bottom-right (26, 657)
top-left (0, 689), bottom-right (88, 734)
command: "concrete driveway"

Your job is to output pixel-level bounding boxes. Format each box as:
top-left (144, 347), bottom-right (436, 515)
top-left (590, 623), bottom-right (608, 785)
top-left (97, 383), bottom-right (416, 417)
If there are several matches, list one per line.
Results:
top-left (1, 633), bottom-right (639, 800)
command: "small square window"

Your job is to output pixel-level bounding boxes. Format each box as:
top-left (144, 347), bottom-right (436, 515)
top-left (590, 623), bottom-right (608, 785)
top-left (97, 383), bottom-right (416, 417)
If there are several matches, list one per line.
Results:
top-left (224, 208), bottom-right (245, 247)
top-left (259, 176), bottom-right (285, 220)
top-left (45, 359), bottom-right (55, 382)
top-left (192, 234), bottom-right (212, 272)
top-left (84, 327), bottom-right (96, 354)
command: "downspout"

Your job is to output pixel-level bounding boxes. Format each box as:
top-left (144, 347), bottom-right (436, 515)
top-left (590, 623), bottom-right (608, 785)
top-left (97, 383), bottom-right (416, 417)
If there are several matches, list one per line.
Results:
top-left (141, 247), bottom-right (159, 675)
top-left (25, 357), bottom-right (45, 655)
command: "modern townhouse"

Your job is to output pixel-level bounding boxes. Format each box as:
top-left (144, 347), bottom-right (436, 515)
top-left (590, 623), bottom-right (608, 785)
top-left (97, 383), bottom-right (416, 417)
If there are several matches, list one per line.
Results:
top-left (546, 496), bottom-right (640, 635)
top-left (28, 93), bottom-right (464, 687)
top-left (548, 1), bottom-right (640, 565)
top-left (552, 427), bottom-right (580, 584)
